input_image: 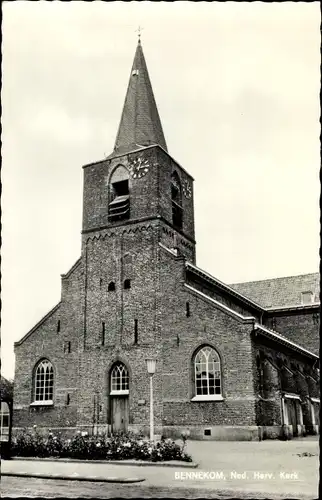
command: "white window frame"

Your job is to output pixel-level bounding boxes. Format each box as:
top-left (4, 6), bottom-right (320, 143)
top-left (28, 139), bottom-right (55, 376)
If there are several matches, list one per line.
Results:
top-left (33, 360), bottom-right (54, 404)
top-left (110, 363), bottom-right (129, 395)
top-left (192, 346), bottom-right (222, 401)
top-left (0, 401), bottom-right (10, 442)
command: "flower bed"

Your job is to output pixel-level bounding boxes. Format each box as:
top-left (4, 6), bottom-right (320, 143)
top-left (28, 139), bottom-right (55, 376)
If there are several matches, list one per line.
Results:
top-left (11, 427), bottom-right (192, 463)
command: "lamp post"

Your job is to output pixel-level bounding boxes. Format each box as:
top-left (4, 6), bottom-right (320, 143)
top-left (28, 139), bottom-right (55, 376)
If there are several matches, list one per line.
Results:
top-left (146, 358), bottom-right (156, 441)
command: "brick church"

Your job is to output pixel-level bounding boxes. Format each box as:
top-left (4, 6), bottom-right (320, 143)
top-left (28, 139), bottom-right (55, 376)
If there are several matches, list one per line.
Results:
top-left (13, 40), bottom-right (320, 440)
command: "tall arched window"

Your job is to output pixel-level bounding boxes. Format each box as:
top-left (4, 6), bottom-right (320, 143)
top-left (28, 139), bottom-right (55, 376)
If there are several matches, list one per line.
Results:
top-left (171, 172), bottom-right (183, 230)
top-left (0, 402), bottom-right (10, 442)
top-left (108, 165), bottom-right (130, 221)
top-left (194, 346), bottom-right (222, 399)
top-left (110, 362), bottom-right (129, 394)
top-left (34, 360), bottom-right (54, 402)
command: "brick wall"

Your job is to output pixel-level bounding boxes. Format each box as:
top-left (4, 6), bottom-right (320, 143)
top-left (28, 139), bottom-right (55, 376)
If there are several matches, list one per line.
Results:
top-left (13, 257), bottom-right (84, 428)
top-left (186, 271), bottom-right (261, 319)
top-left (158, 245), bottom-right (257, 427)
top-left (251, 337), bottom-right (318, 430)
top-left (264, 311), bottom-right (319, 355)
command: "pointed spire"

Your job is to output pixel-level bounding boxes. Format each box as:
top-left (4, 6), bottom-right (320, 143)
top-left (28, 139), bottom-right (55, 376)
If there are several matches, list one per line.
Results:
top-left (113, 40), bottom-right (167, 155)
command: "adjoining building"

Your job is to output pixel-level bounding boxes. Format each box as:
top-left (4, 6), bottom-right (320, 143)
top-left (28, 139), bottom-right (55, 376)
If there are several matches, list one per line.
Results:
top-left (1, 377), bottom-right (13, 457)
top-left (13, 40), bottom-right (320, 440)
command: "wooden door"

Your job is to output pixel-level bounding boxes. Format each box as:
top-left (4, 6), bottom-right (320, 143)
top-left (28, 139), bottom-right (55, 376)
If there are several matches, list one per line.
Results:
top-left (111, 397), bottom-right (129, 433)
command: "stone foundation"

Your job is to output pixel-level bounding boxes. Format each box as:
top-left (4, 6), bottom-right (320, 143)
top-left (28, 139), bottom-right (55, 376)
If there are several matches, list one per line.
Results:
top-left (162, 425), bottom-right (261, 441)
top-left (12, 423), bottom-right (318, 441)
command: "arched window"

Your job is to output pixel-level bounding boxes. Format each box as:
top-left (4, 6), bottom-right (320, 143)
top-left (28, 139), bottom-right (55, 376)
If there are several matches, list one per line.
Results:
top-left (0, 402), bottom-right (10, 442)
top-left (34, 360), bottom-right (54, 402)
top-left (171, 172), bottom-right (183, 229)
top-left (108, 165), bottom-right (130, 221)
top-left (108, 281), bottom-right (116, 292)
top-left (194, 346), bottom-right (221, 398)
top-left (110, 362), bottom-right (129, 394)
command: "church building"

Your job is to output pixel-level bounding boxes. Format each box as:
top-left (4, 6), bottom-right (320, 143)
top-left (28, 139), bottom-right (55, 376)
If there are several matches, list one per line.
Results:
top-left (13, 40), bottom-right (320, 440)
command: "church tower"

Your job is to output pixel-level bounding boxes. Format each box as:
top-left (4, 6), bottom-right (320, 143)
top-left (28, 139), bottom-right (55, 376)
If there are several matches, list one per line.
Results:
top-left (82, 39), bottom-right (196, 262)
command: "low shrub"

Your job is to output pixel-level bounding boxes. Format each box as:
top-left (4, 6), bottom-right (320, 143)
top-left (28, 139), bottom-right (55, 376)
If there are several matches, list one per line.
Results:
top-left (11, 427), bottom-right (192, 462)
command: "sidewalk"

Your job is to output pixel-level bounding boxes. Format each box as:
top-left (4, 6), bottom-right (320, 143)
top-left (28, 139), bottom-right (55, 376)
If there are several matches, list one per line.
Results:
top-left (1, 436), bottom-right (319, 498)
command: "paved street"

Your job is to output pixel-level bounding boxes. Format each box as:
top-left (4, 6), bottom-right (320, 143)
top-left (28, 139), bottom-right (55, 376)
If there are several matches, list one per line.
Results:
top-left (1, 477), bottom-right (315, 499)
top-left (1, 436), bottom-right (319, 499)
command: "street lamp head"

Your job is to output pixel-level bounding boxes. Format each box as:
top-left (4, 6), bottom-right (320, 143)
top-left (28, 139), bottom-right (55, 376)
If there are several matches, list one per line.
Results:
top-left (146, 358), bottom-right (156, 375)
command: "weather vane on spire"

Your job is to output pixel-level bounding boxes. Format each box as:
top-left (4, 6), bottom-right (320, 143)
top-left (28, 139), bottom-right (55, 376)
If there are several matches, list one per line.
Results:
top-left (136, 26), bottom-right (144, 42)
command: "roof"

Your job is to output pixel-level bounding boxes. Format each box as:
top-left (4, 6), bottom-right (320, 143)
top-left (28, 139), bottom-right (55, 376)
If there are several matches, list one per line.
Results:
top-left (110, 40), bottom-right (167, 158)
top-left (230, 273), bottom-right (320, 309)
top-left (14, 302), bottom-right (61, 347)
top-left (186, 262), bottom-right (264, 312)
top-left (253, 324), bottom-right (319, 360)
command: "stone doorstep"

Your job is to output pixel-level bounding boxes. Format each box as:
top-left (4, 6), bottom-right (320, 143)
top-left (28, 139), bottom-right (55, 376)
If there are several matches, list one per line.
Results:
top-left (10, 457), bottom-right (198, 468)
top-left (2, 472), bottom-right (144, 483)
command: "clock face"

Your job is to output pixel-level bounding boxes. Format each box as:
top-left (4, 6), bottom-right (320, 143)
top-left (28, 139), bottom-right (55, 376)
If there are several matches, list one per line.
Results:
top-left (183, 179), bottom-right (192, 198)
top-left (129, 157), bottom-right (150, 179)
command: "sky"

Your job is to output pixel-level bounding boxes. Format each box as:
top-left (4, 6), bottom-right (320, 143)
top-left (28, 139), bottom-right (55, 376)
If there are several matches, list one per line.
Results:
top-left (2, 2), bottom-right (320, 380)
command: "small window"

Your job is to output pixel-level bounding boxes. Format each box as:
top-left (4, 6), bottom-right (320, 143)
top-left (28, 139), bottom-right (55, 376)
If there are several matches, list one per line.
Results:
top-left (102, 322), bottom-right (105, 346)
top-left (204, 428), bottom-right (211, 436)
top-left (301, 291), bottom-right (313, 304)
top-left (57, 320), bottom-right (60, 333)
top-left (124, 279), bottom-right (131, 290)
top-left (66, 394), bottom-right (70, 406)
top-left (64, 341), bottom-right (71, 354)
top-left (134, 319), bottom-right (138, 344)
top-left (100, 278), bottom-right (103, 287)
top-left (186, 302), bottom-right (190, 317)
top-left (108, 282), bottom-right (116, 292)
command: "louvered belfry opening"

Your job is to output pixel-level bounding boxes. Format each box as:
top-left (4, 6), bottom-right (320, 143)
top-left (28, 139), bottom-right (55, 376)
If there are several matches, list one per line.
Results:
top-left (108, 165), bottom-right (130, 222)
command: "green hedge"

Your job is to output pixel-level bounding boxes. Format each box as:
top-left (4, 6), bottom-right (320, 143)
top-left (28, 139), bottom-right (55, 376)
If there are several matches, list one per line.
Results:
top-left (12, 427), bottom-right (192, 462)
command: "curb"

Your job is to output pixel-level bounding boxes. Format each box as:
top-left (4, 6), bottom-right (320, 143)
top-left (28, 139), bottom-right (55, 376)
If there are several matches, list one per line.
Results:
top-left (107, 460), bottom-right (198, 468)
top-left (10, 457), bottom-right (198, 468)
top-left (2, 472), bottom-right (145, 483)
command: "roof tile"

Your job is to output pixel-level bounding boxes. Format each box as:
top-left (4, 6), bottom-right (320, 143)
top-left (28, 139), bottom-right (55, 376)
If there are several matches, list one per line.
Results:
top-left (230, 273), bottom-right (320, 308)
